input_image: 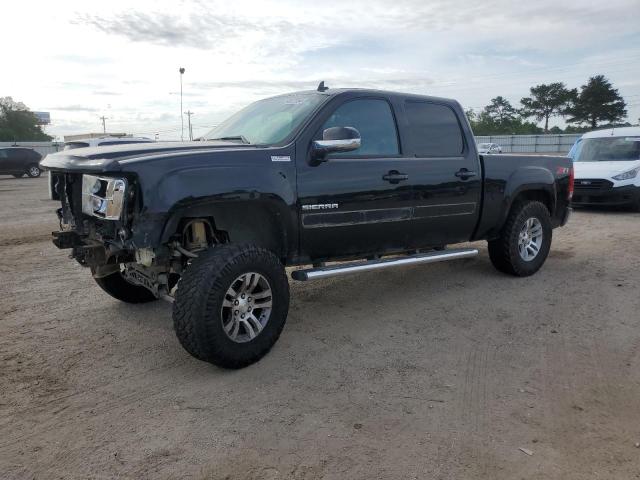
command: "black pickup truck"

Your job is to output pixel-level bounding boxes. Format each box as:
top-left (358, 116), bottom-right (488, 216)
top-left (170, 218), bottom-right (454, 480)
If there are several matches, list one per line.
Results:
top-left (41, 85), bottom-right (573, 368)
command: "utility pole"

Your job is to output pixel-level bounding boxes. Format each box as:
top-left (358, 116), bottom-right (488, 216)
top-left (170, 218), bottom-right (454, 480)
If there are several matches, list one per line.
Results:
top-left (184, 110), bottom-right (194, 141)
top-left (99, 116), bottom-right (107, 133)
top-left (179, 67), bottom-right (185, 141)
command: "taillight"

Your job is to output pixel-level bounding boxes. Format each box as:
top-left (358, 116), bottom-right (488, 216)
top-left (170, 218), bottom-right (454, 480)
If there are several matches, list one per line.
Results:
top-left (568, 165), bottom-right (574, 200)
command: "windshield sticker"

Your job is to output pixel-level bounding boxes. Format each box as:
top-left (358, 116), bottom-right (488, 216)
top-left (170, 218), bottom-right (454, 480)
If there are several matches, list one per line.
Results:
top-left (271, 155), bottom-right (291, 162)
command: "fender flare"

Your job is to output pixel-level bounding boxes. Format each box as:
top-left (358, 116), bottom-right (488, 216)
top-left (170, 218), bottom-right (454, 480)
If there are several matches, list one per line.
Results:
top-left (498, 166), bottom-right (557, 230)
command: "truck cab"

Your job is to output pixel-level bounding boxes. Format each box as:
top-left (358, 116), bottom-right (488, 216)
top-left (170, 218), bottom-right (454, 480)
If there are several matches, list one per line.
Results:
top-left (41, 85), bottom-right (572, 369)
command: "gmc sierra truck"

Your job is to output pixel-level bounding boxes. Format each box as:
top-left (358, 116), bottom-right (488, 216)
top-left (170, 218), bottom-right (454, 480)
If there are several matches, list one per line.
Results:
top-left (41, 85), bottom-right (573, 369)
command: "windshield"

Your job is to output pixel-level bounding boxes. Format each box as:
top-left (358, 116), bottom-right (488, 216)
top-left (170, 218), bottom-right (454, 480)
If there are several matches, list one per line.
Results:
top-left (571, 137), bottom-right (640, 162)
top-left (204, 93), bottom-right (327, 145)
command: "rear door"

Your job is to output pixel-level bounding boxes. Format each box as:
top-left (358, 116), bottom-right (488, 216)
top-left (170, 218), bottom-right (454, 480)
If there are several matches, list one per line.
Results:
top-left (7, 149), bottom-right (27, 171)
top-left (0, 149), bottom-right (9, 173)
top-left (400, 100), bottom-right (482, 245)
top-left (296, 96), bottom-right (425, 259)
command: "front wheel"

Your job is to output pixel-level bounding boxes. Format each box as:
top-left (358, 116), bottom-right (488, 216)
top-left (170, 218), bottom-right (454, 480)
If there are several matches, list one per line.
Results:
top-left (173, 244), bottom-right (290, 369)
top-left (488, 201), bottom-right (552, 277)
top-left (26, 164), bottom-right (41, 178)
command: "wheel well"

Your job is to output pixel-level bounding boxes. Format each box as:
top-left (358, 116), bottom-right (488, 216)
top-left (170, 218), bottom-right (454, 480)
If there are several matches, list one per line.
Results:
top-left (511, 189), bottom-right (553, 215)
top-left (165, 202), bottom-right (287, 259)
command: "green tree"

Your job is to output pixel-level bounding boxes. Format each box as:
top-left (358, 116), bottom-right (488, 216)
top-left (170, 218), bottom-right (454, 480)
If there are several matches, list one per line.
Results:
top-left (566, 75), bottom-right (627, 129)
top-left (467, 97), bottom-right (542, 135)
top-left (520, 82), bottom-right (575, 133)
top-left (464, 108), bottom-right (476, 123)
top-left (483, 96), bottom-right (518, 123)
top-left (0, 97), bottom-right (52, 141)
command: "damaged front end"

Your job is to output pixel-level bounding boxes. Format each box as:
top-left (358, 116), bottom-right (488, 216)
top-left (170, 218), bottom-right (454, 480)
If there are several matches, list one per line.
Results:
top-left (49, 172), bottom-right (172, 300)
top-left (48, 171), bottom-right (216, 302)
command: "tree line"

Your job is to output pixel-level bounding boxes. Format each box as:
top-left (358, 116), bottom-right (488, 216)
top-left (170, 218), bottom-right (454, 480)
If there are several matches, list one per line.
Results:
top-left (466, 75), bottom-right (630, 135)
top-left (0, 97), bottom-right (52, 142)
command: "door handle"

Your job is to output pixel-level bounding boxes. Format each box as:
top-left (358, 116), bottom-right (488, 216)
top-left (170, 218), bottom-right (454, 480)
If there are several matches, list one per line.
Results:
top-left (455, 168), bottom-right (477, 180)
top-left (383, 170), bottom-right (409, 184)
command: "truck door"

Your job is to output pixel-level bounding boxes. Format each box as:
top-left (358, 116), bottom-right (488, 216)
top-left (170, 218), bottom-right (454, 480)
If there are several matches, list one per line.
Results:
top-left (296, 97), bottom-right (425, 260)
top-left (400, 100), bottom-right (482, 245)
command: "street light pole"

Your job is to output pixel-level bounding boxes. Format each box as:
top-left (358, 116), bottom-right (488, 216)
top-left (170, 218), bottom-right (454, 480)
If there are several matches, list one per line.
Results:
top-left (179, 67), bottom-right (185, 141)
top-left (99, 116), bottom-right (107, 133)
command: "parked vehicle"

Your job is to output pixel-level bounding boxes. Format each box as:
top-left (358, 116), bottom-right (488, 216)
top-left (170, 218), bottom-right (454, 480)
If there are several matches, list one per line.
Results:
top-left (477, 142), bottom-right (502, 154)
top-left (41, 86), bottom-right (573, 368)
top-left (569, 127), bottom-right (640, 210)
top-left (0, 147), bottom-right (43, 178)
top-left (48, 136), bottom-right (154, 200)
top-left (63, 136), bottom-right (154, 150)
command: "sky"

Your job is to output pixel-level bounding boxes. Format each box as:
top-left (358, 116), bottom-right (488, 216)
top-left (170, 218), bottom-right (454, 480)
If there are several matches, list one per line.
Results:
top-left (3, 0), bottom-right (640, 140)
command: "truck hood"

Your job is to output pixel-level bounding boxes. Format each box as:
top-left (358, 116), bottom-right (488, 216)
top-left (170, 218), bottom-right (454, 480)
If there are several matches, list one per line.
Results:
top-left (40, 141), bottom-right (263, 173)
top-left (573, 160), bottom-right (640, 179)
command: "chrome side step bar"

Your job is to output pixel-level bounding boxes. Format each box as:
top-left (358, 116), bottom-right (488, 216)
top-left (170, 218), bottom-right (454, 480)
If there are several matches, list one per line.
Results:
top-left (291, 248), bottom-right (479, 281)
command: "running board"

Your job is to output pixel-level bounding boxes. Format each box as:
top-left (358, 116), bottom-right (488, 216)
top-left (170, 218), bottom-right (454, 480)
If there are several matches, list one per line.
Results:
top-left (291, 248), bottom-right (479, 281)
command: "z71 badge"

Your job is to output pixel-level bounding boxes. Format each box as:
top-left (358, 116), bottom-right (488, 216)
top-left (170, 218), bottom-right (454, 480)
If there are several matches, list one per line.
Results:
top-left (302, 203), bottom-right (339, 211)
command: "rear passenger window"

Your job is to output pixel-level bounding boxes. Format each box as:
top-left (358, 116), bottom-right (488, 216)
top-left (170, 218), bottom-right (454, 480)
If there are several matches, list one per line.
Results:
top-left (322, 99), bottom-right (399, 157)
top-left (404, 101), bottom-right (464, 156)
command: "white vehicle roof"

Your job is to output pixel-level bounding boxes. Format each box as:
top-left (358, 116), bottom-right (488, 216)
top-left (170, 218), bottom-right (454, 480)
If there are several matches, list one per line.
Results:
top-left (580, 126), bottom-right (640, 139)
top-left (63, 136), bottom-right (154, 149)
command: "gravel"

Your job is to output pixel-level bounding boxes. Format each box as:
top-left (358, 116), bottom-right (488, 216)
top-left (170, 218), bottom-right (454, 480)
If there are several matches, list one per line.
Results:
top-left (1, 175), bottom-right (639, 479)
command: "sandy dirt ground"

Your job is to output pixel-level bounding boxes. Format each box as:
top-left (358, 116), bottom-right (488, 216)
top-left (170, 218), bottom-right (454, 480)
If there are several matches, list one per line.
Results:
top-left (1, 176), bottom-right (639, 480)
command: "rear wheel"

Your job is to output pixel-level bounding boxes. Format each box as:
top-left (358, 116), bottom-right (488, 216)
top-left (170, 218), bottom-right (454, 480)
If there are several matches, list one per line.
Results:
top-left (26, 164), bottom-right (41, 178)
top-left (173, 244), bottom-right (289, 368)
top-left (93, 270), bottom-right (158, 303)
top-left (488, 201), bottom-right (552, 277)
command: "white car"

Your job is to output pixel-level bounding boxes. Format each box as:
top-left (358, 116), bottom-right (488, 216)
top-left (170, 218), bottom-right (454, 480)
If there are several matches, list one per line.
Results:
top-left (569, 127), bottom-right (640, 211)
top-left (477, 142), bottom-right (502, 154)
top-left (63, 136), bottom-right (154, 150)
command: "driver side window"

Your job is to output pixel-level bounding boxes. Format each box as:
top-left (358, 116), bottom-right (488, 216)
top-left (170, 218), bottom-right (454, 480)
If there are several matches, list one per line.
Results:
top-left (322, 99), bottom-right (399, 157)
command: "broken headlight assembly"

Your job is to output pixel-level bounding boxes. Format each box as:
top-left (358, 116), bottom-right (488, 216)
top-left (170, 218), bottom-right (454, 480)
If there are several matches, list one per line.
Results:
top-left (81, 174), bottom-right (127, 220)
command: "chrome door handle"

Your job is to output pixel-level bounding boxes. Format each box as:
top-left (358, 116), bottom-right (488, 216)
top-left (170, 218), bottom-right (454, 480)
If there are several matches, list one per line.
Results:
top-left (383, 171), bottom-right (409, 184)
top-left (455, 168), bottom-right (477, 180)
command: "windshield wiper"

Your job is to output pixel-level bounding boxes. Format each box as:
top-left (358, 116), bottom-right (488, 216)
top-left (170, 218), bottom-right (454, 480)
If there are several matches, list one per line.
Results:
top-left (209, 135), bottom-right (251, 144)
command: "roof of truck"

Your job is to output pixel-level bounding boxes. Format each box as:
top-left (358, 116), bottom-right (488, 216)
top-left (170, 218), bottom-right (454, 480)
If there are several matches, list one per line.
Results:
top-left (280, 88), bottom-right (458, 105)
top-left (581, 126), bottom-right (640, 139)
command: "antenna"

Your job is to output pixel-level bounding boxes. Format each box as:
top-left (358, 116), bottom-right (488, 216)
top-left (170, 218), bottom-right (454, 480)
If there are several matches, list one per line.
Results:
top-left (317, 81), bottom-right (329, 92)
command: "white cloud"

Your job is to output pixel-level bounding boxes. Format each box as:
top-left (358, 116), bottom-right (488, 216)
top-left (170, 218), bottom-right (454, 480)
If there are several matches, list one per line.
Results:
top-left (2, 0), bottom-right (639, 139)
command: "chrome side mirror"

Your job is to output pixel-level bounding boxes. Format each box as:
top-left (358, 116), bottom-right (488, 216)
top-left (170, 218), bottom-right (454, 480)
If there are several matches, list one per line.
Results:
top-left (312, 126), bottom-right (361, 162)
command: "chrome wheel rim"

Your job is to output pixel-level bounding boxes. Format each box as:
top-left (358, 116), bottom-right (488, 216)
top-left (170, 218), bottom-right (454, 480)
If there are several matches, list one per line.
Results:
top-left (29, 166), bottom-right (40, 177)
top-left (221, 272), bottom-right (272, 343)
top-left (518, 217), bottom-right (543, 261)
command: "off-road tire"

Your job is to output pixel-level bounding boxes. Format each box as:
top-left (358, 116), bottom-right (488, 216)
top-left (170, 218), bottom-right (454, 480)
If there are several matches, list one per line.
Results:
top-left (488, 201), bottom-right (552, 277)
top-left (93, 270), bottom-right (158, 303)
top-left (26, 164), bottom-right (41, 178)
top-left (173, 244), bottom-right (289, 369)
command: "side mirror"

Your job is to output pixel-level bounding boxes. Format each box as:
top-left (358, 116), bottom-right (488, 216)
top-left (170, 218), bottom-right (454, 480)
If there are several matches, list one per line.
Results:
top-left (311, 126), bottom-right (361, 163)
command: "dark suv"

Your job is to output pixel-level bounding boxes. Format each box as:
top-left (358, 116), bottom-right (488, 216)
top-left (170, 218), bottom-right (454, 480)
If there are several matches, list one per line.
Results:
top-left (0, 147), bottom-right (43, 178)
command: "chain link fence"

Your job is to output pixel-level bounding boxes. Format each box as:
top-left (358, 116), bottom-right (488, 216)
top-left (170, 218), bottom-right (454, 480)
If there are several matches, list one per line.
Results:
top-left (474, 134), bottom-right (580, 154)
